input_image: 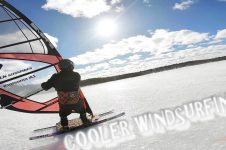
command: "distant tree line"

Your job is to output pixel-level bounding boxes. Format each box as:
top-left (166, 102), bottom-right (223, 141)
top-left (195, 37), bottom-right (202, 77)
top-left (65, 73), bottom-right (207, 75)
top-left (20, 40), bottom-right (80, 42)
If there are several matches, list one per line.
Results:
top-left (80, 56), bottom-right (226, 86)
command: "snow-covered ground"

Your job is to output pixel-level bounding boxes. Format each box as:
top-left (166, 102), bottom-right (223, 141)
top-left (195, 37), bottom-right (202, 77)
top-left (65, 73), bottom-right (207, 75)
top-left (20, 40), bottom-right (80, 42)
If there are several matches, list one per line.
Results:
top-left (1, 60), bottom-right (226, 150)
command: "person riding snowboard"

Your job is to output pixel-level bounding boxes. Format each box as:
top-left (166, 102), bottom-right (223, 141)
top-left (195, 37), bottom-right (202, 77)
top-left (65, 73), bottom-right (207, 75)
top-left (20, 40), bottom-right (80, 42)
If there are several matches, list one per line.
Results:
top-left (41, 59), bottom-right (91, 130)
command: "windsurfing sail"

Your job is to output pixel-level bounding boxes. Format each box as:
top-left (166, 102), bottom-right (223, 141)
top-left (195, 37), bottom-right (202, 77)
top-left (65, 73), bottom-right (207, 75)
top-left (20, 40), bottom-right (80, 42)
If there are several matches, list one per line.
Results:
top-left (0, 0), bottom-right (92, 114)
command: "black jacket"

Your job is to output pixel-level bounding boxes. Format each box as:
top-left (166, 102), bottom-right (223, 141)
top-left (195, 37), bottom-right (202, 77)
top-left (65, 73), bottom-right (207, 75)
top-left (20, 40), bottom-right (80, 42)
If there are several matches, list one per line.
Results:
top-left (41, 70), bottom-right (81, 92)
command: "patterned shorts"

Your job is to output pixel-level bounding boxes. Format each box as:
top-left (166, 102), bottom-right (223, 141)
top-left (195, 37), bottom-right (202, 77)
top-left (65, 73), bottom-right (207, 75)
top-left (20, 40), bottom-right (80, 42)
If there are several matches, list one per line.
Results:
top-left (57, 91), bottom-right (80, 105)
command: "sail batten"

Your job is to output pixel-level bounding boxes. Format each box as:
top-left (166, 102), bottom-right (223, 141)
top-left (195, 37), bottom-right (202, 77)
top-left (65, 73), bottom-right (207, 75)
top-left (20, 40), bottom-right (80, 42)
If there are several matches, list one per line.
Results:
top-left (0, 18), bottom-right (21, 23)
top-left (0, 38), bottom-right (41, 50)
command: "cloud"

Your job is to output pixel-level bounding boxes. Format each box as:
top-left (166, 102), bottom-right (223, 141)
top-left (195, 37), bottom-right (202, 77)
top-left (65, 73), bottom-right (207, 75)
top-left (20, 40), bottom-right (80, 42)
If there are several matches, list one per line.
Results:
top-left (78, 44), bottom-right (226, 79)
top-left (111, 0), bottom-right (122, 5)
top-left (76, 62), bottom-right (110, 75)
top-left (0, 29), bottom-right (56, 54)
top-left (109, 59), bottom-right (127, 65)
top-left (0, 31), bottom-right (27, 51)
top-left (42, 0), bottom-right (124, 18)
top-left (143, 0), bottom-right (152, 7)
top-left (173, 0), bottom-right (195, 10)
top-left (44, 33), bottom-right (58, 48)
top-left (71, 39), bottom-right (132, 64)
top-left (150, 29), bottom-right (209, 53)
top-left (215, 29), bottom-right (226, 40)
top-left (128, 54), bottom-right (141, 61)
top-left (71, 28), bottom-right (226, 79)
top-left (71, 29), bottom-right (209, 65)
top-left (0, 60), bottom-right (32, 72)
top-left (218, 0), bottom-right (226, 2)
top-left (0, 60), bottom-right (33, 82)
top-left (115, 5), bottom-right (125, 13)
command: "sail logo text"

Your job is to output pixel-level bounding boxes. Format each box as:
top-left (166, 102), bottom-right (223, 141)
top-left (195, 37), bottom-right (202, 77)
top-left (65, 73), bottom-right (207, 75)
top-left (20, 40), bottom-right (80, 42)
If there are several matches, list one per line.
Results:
top-left (0, 67), bottom-right (32, 80)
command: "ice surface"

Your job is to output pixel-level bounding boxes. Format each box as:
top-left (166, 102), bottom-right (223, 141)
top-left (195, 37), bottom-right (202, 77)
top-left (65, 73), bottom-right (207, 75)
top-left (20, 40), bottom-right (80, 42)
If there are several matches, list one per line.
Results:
top-left (1, 61), bottom-right (226, 150)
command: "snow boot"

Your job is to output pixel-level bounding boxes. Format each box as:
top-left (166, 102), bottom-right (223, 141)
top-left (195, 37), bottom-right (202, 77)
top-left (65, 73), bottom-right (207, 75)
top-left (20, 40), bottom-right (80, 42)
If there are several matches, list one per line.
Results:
top-left (80, 113), bottom-right (91, 125)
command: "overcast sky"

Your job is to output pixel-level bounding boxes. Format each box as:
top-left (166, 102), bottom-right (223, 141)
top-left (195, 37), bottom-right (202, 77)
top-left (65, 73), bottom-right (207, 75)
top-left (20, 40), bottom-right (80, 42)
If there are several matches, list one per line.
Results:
top-left (7, 0), bottom-right (226, 79)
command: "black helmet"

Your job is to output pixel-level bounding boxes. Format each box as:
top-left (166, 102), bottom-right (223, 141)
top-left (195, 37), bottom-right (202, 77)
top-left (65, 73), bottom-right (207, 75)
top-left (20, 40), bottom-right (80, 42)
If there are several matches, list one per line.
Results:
top-left (58, 59), bottom-right (74, 71)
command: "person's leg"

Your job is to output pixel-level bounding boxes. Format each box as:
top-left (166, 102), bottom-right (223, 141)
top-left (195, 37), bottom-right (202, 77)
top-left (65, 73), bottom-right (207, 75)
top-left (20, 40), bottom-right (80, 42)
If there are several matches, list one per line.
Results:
top-left (59, 105), bottom-right (71, 127)
top-left (74, 100), bottom-right (91, 124)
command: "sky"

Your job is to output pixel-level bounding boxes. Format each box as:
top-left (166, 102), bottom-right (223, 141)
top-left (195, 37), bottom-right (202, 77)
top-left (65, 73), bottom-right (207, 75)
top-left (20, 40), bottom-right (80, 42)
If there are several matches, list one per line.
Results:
top-left (6, 0), bottom-right (226, 79)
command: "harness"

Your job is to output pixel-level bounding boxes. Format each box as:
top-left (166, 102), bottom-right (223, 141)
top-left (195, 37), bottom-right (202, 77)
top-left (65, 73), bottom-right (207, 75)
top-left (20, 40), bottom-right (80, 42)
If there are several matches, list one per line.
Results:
top-left (57, 91), bottom-right (80, 105)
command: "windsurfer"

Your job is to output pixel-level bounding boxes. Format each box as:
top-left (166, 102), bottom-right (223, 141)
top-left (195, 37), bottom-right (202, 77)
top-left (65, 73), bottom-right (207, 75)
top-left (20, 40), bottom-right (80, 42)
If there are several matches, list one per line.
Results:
top-left (41, 59), bottom-right (91, 130)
